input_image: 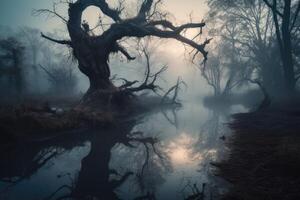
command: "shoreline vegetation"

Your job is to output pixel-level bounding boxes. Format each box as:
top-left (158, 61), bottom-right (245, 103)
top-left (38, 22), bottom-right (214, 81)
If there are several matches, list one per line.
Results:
top-left (0, 100), bottom-right (110, 145)
top-left (0, 95), bottom-right (179, 145)
top-left (214, 98), bottom-right (300, 200)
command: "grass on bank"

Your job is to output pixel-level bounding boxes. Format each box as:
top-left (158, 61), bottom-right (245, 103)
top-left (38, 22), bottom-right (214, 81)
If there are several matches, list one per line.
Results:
top-left (214, 106), bottom-right (300, 200)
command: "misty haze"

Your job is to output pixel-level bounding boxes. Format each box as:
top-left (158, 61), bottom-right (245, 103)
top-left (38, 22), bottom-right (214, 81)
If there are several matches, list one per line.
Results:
top-left (0, 0), bottom-right (300, 200)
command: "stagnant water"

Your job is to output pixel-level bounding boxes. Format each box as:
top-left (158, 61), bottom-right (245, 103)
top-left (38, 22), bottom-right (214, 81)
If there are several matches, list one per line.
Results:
top-left (0, 99), bottom-right (246, 200)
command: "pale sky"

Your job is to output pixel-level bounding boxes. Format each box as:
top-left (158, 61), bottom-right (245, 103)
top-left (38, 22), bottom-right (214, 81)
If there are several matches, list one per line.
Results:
top-left (0, 0), bottom-right (209, 70)
top-left (0, 0), bottom-right (208, 31)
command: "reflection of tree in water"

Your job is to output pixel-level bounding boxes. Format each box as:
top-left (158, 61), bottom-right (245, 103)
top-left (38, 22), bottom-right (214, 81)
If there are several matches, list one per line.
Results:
top-left (182, 106), bottom-right (232, 200)
top-left (0, 136), bottom-right (76, 192)
top-left (0, 130), bottom-right (91, 199)
top-left (51, 119), bottom-right (172, 200)
top-left (110, 124), bottom-right (173, 199)
top-left (0, 117), bottom-right (172, 200)
top-left (132, 141), bottom-right (171, 194)
top-left (161, 107), bottom-right (179, 130)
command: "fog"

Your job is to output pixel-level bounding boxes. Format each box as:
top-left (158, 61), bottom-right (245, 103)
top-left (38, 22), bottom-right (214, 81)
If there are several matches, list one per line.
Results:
top-left (1, 0), bottom-right (300, 200)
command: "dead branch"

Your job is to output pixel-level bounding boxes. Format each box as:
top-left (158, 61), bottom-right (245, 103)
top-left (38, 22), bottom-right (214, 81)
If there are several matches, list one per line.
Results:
top-left (113, 43), bottom-right (136, 61)
top-left (33, 6), bottom-right (68, 23)
top-left (37, 0), bottom-right (210, 104)
top-left (119, 79), bottom-right (139, 89)
top-left (40, 0), bottom-right (209, 59)
top-left (161, 77), bottom-right (186, 105)
top-left (124, 65), bottom-right (167, 93)
top-left (119, 47), bottom-right (167, 94)
top-left (40, 33), bottom-right (72, 46)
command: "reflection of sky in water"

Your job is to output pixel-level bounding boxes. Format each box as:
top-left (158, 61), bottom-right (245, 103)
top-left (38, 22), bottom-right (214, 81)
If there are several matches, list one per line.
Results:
top-left (111, 101), bottom-right (246, 199)
top-left (168, 133), bottom-right (201, 166)
top-left (0, 101), bottom-right (247, 200)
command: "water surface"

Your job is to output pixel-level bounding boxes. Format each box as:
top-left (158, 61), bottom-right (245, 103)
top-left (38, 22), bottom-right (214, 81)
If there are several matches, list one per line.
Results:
top-left (0, 99), bottom-right (246, 200)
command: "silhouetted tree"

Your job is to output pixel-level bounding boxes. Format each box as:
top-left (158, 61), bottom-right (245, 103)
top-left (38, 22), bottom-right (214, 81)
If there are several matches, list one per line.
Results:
top-left (19, 27), bottom-right (42, 74)
top-left (207, 0), bottom-right (284, 95)
top-left (262, 0), bottom-right (300, 92)
top-left (39, 60), bottom-right (78, 96)
top-left (0, 37), bottom-right (25, 95)
top-left (202, 43), bottom-right (248, 97)
top-left (37, 0), bottom-right (210, 105)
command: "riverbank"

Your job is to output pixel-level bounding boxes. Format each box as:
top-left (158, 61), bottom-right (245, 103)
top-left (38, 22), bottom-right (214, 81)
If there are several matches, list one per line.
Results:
top-left (0, 95), bottom-right (179, 145)
top-left (214, 104), bottom-right (300, 200)
top-left (0, 103), bottom-right (115, 144)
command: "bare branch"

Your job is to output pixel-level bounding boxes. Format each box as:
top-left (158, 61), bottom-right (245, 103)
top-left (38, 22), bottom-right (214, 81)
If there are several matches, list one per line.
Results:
top-left (291, 1), bottom-right (300, 31)
top-left (41, 32), bottom-right (72, 46)
top-left (123, 65), bottom-right (165, 93)
top-left (36, 0), bottom-right (210, 99)
top-left (113, 44), bottom-right (136, 60)
top-left (92, 0), bottom-right (122, 22)
top-left (161, 77), bottom-right (185, 105)
top-left (138, 0), bottom-right (154, 18)
top-left (148, 20), bottom-right (206, 34)
top-left (98, 3), bottom-right (210, 61)
top-left (33, 8), bottom-right (68, 23)
top-left (119, 79), bottom-right (139, 89)
top-left (262, 0), bottom-right (283, 17)
top-left (120, 48), bottom-right (167, 94)
top-left (68, 0), bottom-right (122, 22)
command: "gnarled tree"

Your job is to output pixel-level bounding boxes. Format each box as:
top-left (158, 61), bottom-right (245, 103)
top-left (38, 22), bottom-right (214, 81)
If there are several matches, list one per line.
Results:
top-left (37, 0), bottom-right (209, 105)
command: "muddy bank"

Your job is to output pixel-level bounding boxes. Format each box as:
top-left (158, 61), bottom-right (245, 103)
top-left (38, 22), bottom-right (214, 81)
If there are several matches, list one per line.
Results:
top-left (214, 107), bottom-right (300, 200)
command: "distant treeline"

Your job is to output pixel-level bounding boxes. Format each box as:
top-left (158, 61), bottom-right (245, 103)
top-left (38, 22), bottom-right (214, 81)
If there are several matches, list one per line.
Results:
top-left (202, 0), bottom-right (300, 100)
top-left (0, 26), bottom-right (80, 101)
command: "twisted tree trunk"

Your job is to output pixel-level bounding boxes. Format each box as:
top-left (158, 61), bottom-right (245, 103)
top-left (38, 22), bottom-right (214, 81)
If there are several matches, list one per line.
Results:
top-left (39, 0), bottom-right (210, 106)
